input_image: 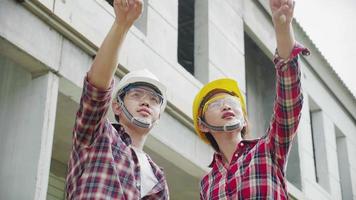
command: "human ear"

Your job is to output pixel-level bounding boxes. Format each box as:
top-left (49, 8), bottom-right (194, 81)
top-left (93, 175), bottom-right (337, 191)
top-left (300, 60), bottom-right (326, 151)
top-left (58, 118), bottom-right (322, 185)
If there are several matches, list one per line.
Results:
top-left (199, 122), bottom-right (210, 133)
top-left (112, 100), bottom-right (123, 116)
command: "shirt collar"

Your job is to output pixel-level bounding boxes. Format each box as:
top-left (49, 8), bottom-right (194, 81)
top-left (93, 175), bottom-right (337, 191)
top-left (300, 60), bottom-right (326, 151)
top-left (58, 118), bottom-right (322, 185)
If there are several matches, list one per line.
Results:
top-left (208, 138), bottom-right (259, 168)
top-left (112, 123), bottom-right (132, 146)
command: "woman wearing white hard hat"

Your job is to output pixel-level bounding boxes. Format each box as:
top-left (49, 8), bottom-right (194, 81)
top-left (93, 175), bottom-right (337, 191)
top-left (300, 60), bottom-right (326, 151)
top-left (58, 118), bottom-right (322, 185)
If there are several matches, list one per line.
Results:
top-left (193, 0), bottom-right (310, 199)
top-left (66, 0), bottom-right (169, 199)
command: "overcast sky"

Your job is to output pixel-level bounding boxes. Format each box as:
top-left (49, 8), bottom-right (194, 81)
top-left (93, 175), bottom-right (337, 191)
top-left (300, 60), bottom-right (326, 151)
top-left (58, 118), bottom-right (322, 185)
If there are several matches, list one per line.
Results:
top-left (294, 0), bottom-right (356, 97)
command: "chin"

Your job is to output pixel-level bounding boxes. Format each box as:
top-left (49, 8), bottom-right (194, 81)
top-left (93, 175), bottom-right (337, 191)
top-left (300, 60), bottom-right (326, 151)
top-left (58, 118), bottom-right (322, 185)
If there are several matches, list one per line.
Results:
top-left (136, 116), bottom-right (153, 123)
top-left (222, 118), bottom-right (237, 123)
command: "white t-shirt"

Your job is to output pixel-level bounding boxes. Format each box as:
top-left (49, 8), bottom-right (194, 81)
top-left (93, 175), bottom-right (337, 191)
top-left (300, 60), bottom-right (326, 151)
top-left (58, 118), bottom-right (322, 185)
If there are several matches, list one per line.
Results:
top-left (131, 146), bottom-right (159, 197)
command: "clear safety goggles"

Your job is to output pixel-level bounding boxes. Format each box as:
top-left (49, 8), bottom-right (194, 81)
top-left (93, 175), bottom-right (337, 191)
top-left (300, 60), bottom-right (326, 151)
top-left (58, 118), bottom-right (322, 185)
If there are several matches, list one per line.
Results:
top-left (124, 87), bottom-right (163, 107)
top-left (202, 94), bottom-right (242, 114)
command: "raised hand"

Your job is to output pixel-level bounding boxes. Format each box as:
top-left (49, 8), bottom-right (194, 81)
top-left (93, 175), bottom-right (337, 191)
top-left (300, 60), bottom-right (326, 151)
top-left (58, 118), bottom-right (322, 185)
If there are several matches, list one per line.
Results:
top-left (88, 0), bottom-right (143, 90)
top-left (269, 0), bottom-right (296, 59)
top-left (113, 0), bottom-right (143, 28)
top-left (269, 0), bottom-right (295, 26)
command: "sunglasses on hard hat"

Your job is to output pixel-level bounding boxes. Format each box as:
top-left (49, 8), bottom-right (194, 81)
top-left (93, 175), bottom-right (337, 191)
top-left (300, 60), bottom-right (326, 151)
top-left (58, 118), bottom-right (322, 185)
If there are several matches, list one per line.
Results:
top-left (202, 94), bottom-right (242, 114)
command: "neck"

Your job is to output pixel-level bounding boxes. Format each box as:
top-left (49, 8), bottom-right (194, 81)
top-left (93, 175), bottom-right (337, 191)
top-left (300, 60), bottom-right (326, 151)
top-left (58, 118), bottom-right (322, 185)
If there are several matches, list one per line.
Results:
top-left (214, 131), bottom-right (242, 164)
top-left (121, 122), bottom-right (149, 150)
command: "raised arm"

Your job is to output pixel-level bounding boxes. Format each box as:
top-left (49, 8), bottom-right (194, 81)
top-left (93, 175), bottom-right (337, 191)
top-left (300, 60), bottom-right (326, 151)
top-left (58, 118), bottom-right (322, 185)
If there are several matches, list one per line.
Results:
top-left (266, 0), bottom-right (309, 169)
top-left (73, 0), bottom-right (143, 148)
top-left (88, 0), bottom-right (143, 90)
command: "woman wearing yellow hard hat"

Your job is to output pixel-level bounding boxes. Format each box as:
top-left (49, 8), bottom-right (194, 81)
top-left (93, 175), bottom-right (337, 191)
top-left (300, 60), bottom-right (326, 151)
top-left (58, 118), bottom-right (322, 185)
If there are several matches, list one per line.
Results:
top-left (193, 0), bottom-right (310, 199)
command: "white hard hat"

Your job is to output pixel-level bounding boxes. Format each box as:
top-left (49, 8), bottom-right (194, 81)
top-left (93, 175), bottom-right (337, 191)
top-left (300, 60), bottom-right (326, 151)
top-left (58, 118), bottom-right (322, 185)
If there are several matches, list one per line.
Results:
top-left (116, 69), bottom-right (167, 113)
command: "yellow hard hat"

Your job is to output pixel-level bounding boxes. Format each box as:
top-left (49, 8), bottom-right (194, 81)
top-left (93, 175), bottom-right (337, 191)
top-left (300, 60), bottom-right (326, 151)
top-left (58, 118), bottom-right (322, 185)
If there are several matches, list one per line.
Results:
top-left (192, 78), bottom-right (246, 143)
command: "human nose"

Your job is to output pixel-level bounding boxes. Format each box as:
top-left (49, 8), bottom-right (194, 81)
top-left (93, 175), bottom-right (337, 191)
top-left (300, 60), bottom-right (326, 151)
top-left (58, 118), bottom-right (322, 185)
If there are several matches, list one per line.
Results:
top-left (221, 101), bottom-right (232, 111)
top-left (139, 93), bottom-right (151, 107)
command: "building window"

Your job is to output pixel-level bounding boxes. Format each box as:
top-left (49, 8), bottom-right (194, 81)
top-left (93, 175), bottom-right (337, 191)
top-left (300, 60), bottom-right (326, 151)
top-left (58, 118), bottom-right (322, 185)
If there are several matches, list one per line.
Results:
top-left (309, 97), bottom-right (330, 191)
top-left (46, 93), bottom-right (77, 199)
top-left (47, 160), bottom-right (66, 199)
top-left (178, 0), bottom-right (195, 75)
top-left (286, 138), bottom-right (302, 190)
top-left (245, 33), bottom-right (275, 137)
top-left (335, 126), bottom-right (353, 200)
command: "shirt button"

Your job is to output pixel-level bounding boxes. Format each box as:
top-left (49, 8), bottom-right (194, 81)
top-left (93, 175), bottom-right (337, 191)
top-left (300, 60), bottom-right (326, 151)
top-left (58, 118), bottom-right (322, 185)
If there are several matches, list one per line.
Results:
top-left (240, 143), bottom-right (244, 147)
top-left (234, 154), bottom-right (238, 157)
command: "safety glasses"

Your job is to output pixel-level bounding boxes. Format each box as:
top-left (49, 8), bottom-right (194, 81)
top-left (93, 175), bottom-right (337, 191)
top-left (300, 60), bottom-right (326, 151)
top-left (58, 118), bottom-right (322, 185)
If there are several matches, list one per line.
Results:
top-left (125, 87), bottom-right (163, 106)
top-left (202, 94), bottom-right (242, 114)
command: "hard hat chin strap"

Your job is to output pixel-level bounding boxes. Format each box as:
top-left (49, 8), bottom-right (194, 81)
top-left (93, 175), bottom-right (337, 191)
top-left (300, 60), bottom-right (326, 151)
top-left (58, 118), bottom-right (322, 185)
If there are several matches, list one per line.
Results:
top-left (199, 118), bottom-right (243, 132)
top-left (118, 99), bottom-right (152, 129)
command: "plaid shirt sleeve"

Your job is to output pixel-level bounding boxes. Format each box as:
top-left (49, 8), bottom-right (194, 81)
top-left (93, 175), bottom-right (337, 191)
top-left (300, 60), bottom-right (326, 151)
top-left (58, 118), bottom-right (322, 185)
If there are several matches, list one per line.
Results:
top-left (266, 43), bottom-right (310, 169)
top-left (73, 75), bottom-right (114, 148)
top-left (200, 190), bottom-right (205, 200)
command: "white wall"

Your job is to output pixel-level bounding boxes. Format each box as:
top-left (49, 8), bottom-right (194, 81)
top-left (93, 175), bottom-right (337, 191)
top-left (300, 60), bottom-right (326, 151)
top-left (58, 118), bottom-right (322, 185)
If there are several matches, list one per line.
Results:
top-left (0, 55), bottom-right (58, 200)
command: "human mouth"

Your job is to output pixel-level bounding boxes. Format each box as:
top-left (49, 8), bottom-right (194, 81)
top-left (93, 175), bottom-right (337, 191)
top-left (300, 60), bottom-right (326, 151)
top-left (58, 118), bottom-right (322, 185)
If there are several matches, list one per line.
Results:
top-left (222, 111), bottom-right (235, 119)
top-left (138, 108), bottom-right (151, 116)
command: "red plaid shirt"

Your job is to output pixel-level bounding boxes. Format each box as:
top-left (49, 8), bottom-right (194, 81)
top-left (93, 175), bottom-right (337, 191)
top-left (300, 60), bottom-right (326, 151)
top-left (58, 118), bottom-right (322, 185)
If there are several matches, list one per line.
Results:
top-left (200, 44), bottom-right (310, 200)
top-left (66, 77), bottom-right (169, 199)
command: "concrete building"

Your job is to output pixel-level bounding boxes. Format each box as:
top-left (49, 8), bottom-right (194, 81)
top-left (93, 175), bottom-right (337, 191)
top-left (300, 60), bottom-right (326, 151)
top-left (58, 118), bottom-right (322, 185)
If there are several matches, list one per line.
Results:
top-left (0, 0), bottom-right (355, 199)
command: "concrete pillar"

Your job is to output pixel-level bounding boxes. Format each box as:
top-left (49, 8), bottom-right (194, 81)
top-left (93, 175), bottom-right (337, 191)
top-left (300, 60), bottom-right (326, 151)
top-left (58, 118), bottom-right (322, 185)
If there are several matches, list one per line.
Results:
top-left (195, 0), bottom-right (245, 89)
top-left (194, 0), bottom-right (209, 83)
top-left (311, 111), bottom-right (330, 192)
top-left (322, 114), bottom-right (343, 199)
top-left (0, 55), bottom-right (59, 200)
